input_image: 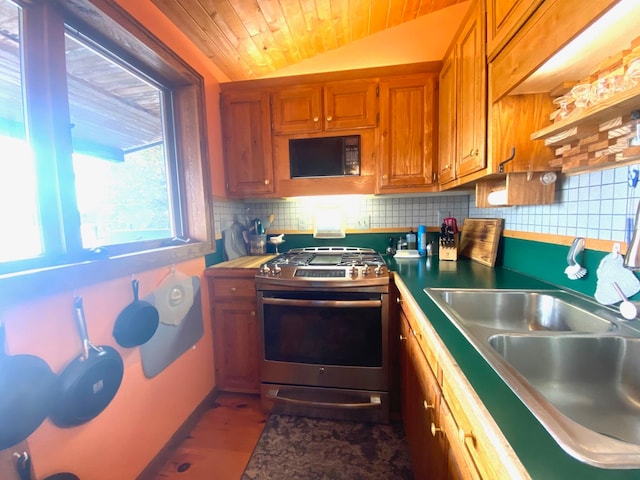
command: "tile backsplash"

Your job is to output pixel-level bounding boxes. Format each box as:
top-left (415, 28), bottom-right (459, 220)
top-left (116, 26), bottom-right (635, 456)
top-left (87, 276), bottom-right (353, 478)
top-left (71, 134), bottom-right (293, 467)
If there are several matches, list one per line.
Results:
top-left (213, 164), bottom-right (640, 244)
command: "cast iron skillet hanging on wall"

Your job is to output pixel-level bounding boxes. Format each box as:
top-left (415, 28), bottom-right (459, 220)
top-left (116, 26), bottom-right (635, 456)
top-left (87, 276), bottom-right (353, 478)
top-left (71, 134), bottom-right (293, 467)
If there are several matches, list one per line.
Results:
top-left (0, 322), bottom-right (56, 450)
top-left (50, 296), bottom-right (124, 428)
top-left (112, 278), bottom-right (159, 348)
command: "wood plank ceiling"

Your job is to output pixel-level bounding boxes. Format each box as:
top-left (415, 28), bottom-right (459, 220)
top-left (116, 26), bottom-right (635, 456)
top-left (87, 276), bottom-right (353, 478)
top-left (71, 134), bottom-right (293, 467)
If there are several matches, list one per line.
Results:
top-left (151, 0), bottom-right (465, 81)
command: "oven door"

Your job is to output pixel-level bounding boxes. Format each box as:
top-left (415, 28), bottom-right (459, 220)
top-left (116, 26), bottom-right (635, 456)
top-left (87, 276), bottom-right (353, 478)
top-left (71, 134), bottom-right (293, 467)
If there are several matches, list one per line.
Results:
top-left (257, 290), bottom-right (389, 392)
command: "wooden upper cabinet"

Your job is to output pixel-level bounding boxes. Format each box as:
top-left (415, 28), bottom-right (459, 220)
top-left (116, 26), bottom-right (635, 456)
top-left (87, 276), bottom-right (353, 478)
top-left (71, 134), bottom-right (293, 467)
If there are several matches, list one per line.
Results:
top-left (378, 73), bottom-right (437, 191)
top-left (488, 93), bottom-right (555, 174)
top-left (220, 90), bottom-right (274, 197)
top-left (490, 0), bottom-right (619, 101)
top-left (438, 49), bottom-right (457, 186)
top-left (324, 79), bottom-right (378, 130)
top-left (272, 79), bottom-right (378, 134)
top-left (486, 0), bottom-right (544, 60)
top-left (456, 0), bottom-right (487, 178)
top-left (271, 85), bottom-right (322, 134)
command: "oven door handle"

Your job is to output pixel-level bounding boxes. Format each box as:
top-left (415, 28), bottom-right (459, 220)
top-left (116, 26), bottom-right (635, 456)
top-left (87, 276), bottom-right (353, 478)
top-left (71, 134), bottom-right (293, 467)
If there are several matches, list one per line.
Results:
top-left (266, 388), bottom-right (382, 410)
top-left (261, 298), bottom-right (382, 308)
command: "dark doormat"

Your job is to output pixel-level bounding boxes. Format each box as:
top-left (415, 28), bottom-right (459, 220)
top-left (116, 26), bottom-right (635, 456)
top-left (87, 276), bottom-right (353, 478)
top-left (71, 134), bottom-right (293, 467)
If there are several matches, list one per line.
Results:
top-left (241, 414), bottom-right (413, 480)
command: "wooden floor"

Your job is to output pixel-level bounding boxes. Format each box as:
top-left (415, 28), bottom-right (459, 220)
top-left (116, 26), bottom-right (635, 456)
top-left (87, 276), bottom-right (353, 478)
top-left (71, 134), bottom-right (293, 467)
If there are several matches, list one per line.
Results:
top-left (153, 393), bottom-right (267, 480)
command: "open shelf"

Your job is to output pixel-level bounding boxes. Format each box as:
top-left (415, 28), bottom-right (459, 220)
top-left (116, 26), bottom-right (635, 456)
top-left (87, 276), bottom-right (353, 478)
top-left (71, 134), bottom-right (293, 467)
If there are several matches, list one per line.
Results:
top-left (530, 83), bottom-right (640, 142)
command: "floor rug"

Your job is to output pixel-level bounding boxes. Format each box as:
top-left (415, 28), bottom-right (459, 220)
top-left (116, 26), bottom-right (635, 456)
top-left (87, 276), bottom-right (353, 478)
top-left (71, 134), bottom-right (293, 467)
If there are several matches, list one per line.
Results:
top-left (241, 414), bottom-right (413, 480)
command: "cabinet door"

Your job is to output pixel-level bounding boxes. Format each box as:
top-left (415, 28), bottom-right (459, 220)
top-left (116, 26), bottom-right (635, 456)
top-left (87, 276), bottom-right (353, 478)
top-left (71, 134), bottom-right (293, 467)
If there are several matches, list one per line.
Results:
top-left (221, 90), bottom-right (274, 197)
top-left (212, 303), bottom-right (260, 393)
top-left (271, 85), bottom-right (322, 134)
top-left (401, 312), bottom-right (447, 479)
top-left (456, 0), bottom-right (486, 178)
top-left (486, 0), bottom-right (544, 59)
top-left (488, 92), bottom-right (555, 173)
top-left (440, 399), bottom-right (482, 480)
top-left (378, 74), bottom-right (436, 190)
top-left (438, 50), bottom-right (457, 185)
top-left (324, 79), bottom-right (378, 131)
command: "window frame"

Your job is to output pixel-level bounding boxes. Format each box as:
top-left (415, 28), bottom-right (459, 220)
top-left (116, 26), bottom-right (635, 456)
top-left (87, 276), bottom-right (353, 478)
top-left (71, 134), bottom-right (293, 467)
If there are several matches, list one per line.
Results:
top-left (1, 0), bottom-right (214, 305)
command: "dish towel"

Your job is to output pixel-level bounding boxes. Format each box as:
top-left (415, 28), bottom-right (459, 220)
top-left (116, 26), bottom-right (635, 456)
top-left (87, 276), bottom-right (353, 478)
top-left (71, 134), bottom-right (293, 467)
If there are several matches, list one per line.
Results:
top-left (594, 252), bottom-right (640, 304)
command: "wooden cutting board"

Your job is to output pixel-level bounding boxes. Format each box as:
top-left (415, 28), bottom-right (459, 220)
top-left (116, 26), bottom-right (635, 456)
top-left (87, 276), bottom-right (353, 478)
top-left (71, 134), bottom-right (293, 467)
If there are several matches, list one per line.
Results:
top-left (459, 218), bottom-right (504, 267)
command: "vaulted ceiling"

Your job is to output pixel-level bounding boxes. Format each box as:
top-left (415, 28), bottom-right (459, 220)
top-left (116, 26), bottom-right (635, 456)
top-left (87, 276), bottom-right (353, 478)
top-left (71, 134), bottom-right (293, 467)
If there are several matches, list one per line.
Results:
top-left (151, 0), bottom-right (466, 82)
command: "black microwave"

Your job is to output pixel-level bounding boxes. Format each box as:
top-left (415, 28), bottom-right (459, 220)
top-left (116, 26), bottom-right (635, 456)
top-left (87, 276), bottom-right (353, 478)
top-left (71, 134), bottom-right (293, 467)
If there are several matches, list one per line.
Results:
top-left (289, 135), bottom-right (360, 178)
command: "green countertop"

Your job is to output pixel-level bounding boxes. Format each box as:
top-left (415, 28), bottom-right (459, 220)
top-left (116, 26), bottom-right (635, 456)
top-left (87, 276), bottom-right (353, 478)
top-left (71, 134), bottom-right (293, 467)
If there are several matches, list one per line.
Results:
top-left (388, 255), bottom-right (639, 480)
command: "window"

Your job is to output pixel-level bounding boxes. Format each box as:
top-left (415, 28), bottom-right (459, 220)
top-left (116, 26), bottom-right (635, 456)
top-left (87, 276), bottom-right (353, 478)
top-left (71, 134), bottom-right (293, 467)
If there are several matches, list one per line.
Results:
top-left (64, 31), bottom-right (173, 248)
top-left (0, 0), bottom-right (212, 299)
top-left (0, 0), bottom-right (41, 262)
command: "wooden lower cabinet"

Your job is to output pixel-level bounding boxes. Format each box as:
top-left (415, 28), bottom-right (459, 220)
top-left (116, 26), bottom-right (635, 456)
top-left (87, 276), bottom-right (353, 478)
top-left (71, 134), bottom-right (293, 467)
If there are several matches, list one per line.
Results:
top-left (400, 311), bottom-right (446, 479)
top-left (207, 269), bottom-right (261, 393)
top-left (395, 276), bottom-right (529, 479)
top-left (401, 310), bottom-right (479, 479)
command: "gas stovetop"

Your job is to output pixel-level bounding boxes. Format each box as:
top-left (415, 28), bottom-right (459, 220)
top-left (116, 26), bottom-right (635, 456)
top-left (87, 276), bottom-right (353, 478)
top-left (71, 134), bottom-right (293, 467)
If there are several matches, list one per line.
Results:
top-left (256, 247), bottom-right (389, 288)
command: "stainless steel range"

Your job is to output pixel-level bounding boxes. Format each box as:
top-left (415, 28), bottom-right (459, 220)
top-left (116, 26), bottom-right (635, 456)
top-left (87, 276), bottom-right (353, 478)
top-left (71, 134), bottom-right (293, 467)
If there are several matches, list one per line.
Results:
top-left (256, 247), bottom-right (390, 423)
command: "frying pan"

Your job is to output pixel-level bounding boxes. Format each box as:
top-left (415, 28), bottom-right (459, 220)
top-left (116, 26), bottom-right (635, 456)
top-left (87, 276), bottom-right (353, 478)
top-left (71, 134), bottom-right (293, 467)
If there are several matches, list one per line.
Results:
top-left (0, 322), bottom-right (56, 450)
top-left (50, 296), bottom-right (124, 428)
top-left (112, 278), bottom-right (159, 348)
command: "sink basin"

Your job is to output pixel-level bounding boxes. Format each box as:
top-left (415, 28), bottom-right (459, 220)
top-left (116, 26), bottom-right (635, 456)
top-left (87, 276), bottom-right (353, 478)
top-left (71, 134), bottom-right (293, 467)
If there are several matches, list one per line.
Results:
top-left (428, 289), bottom-right (616, 333)
top-left (490, 334), bottom-right (640, 445)
top-left (424, 288), bottom-right (640, 468)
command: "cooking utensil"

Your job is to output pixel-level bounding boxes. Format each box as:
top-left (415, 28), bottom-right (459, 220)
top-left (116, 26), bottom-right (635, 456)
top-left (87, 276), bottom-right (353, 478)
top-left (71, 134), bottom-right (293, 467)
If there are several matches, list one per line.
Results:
top-left (112, 278), bottom-right (159, 348)
top-left (0, 323), bottom-right (56, 450)
top-left (613, 282), bottom-right (638, 320)
top-left (51, 296), bottom-right (124, 428)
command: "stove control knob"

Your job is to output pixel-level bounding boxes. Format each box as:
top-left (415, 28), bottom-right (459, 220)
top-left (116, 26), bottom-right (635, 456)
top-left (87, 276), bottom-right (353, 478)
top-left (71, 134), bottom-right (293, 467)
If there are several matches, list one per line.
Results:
top-left (259, 264), bottom-right (271, 275)
top-left (349, 265), bottom-right (358, 278)
top-left (374, 263), bottom-right (386, 276)
top-left (270, 264), bottom-right (281, 276)
top-left (362, 264), bottom-right (371, 276)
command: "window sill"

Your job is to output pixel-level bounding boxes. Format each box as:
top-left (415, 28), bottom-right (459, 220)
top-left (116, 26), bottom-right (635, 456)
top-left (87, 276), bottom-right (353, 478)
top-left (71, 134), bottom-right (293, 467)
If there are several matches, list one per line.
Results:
top-left (0, 240), bottom-right (214, 307)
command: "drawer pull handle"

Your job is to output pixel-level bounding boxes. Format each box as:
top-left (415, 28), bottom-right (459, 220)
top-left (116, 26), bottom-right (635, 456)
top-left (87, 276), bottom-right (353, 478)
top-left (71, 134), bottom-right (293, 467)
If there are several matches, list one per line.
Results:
top-left (431, 423), bottom-right (442, 437)
top-left (458, 428), bottom-right (474, 444)
top-left (230, 287), bottom-right (237, 292)
top-left (399, 334), bottom-right (407, 341)
top-left (423, 399), bottom-right (435, 411)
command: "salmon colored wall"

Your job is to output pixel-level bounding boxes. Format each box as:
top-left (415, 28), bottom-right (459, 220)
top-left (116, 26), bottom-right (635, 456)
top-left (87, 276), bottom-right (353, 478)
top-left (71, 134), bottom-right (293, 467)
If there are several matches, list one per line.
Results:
top-left (4, 259), bottom-right (213, 479)
top-left (0, 2), bottom-right (230, 478)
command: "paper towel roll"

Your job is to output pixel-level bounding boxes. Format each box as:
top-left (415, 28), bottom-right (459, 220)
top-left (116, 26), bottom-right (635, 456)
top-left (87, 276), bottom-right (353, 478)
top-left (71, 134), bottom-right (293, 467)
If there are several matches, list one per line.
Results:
top-left (487, 189), bottom-right (508, 206)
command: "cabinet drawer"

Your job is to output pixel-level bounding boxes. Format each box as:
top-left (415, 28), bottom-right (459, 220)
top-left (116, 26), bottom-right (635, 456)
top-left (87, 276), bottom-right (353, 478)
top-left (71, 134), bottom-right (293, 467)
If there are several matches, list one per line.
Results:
top-left (442, 372), bottom-right (500, 480)
top-left (211, 279), bottom-right (256, 299)
top-left (402, 305), bottom-right (440, 380)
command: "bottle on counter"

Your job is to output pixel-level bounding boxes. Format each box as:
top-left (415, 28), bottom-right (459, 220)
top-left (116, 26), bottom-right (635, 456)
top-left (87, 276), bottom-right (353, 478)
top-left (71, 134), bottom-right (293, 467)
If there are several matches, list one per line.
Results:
top-left (406, 228), bottom-right (417, 250)
top-left (418, 225), bottom-right (427, 256)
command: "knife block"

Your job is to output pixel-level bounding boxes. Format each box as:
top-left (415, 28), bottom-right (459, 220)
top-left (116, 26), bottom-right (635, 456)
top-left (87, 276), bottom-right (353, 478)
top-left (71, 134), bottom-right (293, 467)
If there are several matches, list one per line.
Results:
top-left (439, 236), bottom-right (459, 261)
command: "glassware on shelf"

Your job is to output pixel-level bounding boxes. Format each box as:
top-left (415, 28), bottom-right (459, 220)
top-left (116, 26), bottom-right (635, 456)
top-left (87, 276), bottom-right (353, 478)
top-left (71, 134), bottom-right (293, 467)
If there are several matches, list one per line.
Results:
top-left (552, 94), bottom-right (575, 122)
top-left (607, 72), bottom-right (625, 96)
top-left (625, 58), bottom-right (640, 89)
top-left (570, 83), bottom-right (591, 110)
top-left (590, 77), bottom-right (610, 104)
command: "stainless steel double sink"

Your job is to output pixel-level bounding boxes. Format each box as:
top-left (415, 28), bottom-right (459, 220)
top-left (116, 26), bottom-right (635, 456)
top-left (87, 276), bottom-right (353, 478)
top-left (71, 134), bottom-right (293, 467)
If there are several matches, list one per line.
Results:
top-left (424, 288), bottom-right (640, 469)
